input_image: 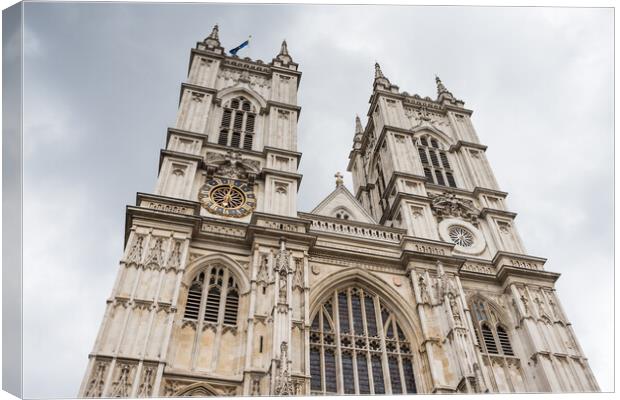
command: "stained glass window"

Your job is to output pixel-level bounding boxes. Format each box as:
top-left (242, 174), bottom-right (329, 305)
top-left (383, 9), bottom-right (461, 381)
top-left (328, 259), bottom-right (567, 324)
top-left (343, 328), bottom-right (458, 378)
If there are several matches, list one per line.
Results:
top-left (309, 287), bottom-right (417, 394)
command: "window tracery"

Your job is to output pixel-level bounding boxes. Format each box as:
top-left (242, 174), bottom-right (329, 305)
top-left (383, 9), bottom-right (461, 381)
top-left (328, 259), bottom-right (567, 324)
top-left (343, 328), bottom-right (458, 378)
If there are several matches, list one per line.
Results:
top-left (416, 135), bottom-right (457, 188)
top-left (218, 96), bottom-right (257, 150)
top-left (469, 299), bottom-right (514, 357)
top-left (182, 265), bottom-right (240, 327)
top-left (310, 287), bottom-right (417, 395)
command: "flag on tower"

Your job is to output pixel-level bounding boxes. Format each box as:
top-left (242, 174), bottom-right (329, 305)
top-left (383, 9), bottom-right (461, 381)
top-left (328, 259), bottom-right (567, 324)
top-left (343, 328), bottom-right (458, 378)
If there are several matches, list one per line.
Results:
top-left (229, 36), bottom-right (251, 56)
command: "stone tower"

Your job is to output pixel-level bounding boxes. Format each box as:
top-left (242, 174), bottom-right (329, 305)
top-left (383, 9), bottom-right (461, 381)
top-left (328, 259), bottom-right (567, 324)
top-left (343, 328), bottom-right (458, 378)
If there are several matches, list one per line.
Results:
top-left (79, 28), bottom-right (599, 397)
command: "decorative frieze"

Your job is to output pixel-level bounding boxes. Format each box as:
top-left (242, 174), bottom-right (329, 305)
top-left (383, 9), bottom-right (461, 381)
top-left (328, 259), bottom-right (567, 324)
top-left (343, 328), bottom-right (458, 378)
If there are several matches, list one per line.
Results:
top-left (201, 222), bottom-right (246, 237)
top-left (141, 201), bottom-right (195, 215)
top-left (308, 218), bottom-right (402, 242)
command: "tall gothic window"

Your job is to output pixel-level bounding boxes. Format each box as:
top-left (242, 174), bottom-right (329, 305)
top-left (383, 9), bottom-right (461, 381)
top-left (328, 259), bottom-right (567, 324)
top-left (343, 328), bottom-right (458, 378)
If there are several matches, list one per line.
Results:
top-left (218, 96), bottom-right (257, 150)
top-left (470, 299), bottom-right (514, 356)
top-left (183, 265), bottom-right (240, 327)
top-left (417, 135), bottom-right (457, 188)
top-left (310, 287), bottom-right (417, 395)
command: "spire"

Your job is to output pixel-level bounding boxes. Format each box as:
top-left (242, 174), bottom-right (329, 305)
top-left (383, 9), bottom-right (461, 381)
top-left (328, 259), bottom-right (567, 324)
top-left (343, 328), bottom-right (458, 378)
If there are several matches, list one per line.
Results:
top-left (374, 62), bottom-right (384, 79)
top-left (279, 40), bottom-right (289, 56)
top-left (274, 39), bottom-right (293, 65)
top-left (373, 62), bottom-right (390, 89)
top-left (435, 75), bottom-right (455, 102)
top-left (355, 115), bottom-right (363, 135)
top-left (204, 24), bottom-right (221, 48)
top-left (209, 24), bottom-right (219, 40)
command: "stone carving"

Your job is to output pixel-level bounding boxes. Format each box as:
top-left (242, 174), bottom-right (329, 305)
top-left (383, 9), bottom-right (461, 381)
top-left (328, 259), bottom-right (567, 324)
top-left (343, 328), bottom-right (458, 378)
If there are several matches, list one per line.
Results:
top-left (274, 241), bottom-right (290, 304)
top-left (110, 363), bottom-right (133, 397)
top-left (145, 201), bottom-right (193, 215)
top-left (533, 296), bottom-right (543, 316)
top-left (309, 218), bottom-right (402, 242)
top-left (166, 240), bottom-right (182, 269)
top-left (449, 293), bottom-right (462, 325)
top-left (217, 68), bottom-right (271, 91)
top-left (292, 258), bottom-right (304, 289)
top-left (418, 275), bottom-right (432, 304)
top-left (509, 258), bottom-right (542, 271)
top-left (256, 254), bottom-right (269, 284)
top-left (190, 91), bottom-right (205, 102)
top-left (205, 150), bottom-right (260, 181)
top-left (414, 244), bottom-right (446, 255)
top-left (251, 377), bottom-right (261, 396)
top-left (201, 223), bottom-right (246, 237)
top-left (85, 361), bottom-right (107, 397)
top-left (126, 235), bottom-right (145, 265)
top-left (430, 192), bottom-right (479, 224)
top-left (548, 295), bottom-right (561, 320)
top-left (144, 237), bottom-right (165, 268)
top-left (137, 366), bottom-right (155, 398)
top-left (163, 380), bottom-right (180, 397)
top-left (520, 293), bottom-right (530, 315)
top-left (274, 342), bottom-right (295, 395)
top-left (462, 263), bottom-right (495, 275)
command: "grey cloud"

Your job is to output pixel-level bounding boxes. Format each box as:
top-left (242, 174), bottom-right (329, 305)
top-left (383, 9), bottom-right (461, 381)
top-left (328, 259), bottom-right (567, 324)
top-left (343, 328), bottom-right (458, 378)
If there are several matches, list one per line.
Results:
top-left (21, 3), bottom-right (612, 397)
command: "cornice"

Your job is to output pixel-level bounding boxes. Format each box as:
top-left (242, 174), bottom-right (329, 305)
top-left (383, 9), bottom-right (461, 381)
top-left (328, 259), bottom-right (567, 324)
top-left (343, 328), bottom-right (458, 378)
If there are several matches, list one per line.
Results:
top-left (260, 168), bottom-right (303, 187)
top-left (246, 212), bottom-right (316, 247)
top-left (472, 187), bottom-right (508, 199)
top-left (166, 127), bottom-right (209, 144)
top-left (480, 208), bottom-right (517, 219)
top-left (159, 149), bottom-right (204, 171)
top-left (203, 142), bottom-right (264, 158)
top-left (178, 83), bottom-right (218, 107)
top-left (265, 100), bottom-right (302, 120)
top-left (450, 140), bottom-right (488, 153)
top-left (263, 146), bottom-right (302, 160)
top-left (400, 236), bottom-right (466, 267)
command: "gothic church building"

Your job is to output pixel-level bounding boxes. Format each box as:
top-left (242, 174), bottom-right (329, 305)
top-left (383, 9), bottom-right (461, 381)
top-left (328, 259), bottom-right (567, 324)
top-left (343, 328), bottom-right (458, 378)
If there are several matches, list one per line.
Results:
top-left (79, 27), bottom-right (599, 396)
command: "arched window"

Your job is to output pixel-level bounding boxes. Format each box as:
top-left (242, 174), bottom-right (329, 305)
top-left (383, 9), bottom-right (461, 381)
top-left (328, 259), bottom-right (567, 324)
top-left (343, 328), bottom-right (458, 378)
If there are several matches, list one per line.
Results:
top-left (182, 265), bottom-right (240, 327)
top-left (469, 298), bottom-right (515, 357)
top-left (310, 287), bottom-right (417, 395)
top-left (416, 135), bottom-right (457, 188)
top-left (218, 96), bottom-right (256, 150)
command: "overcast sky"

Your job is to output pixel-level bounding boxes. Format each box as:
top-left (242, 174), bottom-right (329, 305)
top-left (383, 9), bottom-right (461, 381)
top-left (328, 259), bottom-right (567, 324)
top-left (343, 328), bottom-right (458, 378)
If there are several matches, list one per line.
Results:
top-left (19, 3), bottom-right (612, 397)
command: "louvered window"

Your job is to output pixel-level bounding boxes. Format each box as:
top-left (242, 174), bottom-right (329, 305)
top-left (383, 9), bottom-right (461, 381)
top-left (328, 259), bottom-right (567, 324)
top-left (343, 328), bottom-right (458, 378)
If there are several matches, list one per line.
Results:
top-left (481, 323), bottom-right (499, 354)
top-left (497, 325), bottom-right (514, 356)
top-left (417, 135), bottom-right (457, 188)
top-left (310, 287), bottom-right (416, 395)
top-left (183, 275), bottom-right (203, 320)
top-left (182, 265), bottom-right (240, 328)
top-left (217, 96), bottom-right (257, 150)
top-left (469, 299), bottom-right (515, 358)
top-left (223, 277), bottom-right (239, 325)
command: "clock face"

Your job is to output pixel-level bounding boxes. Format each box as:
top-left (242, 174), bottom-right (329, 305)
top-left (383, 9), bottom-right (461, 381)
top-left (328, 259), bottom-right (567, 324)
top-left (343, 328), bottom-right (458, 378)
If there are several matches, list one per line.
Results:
top-left (199, 177), bottom-right (256, 218)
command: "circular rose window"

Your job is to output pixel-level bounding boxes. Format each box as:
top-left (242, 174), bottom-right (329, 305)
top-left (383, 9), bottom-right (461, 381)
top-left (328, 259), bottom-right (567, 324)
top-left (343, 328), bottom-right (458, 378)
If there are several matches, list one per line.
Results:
top-left (448, 226), bottom-right (474, 247)
top-left (438, 218), bottom-right (486, 255)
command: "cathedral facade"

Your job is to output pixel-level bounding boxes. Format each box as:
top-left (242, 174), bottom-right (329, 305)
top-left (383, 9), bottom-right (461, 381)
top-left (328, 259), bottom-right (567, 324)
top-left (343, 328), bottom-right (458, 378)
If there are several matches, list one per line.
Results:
top-left (78, 26), bottom-right (599, 397)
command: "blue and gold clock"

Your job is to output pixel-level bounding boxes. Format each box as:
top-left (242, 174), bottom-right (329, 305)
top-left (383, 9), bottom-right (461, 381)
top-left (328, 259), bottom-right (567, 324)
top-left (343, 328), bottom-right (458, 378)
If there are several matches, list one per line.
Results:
top-left (199, 177), bottom-right (256, 218)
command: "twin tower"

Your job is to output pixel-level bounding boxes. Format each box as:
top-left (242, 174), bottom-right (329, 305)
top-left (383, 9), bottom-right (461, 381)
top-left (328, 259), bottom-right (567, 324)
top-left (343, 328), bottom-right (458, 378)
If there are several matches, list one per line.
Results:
top-left (78, 26), bottom-right (599, 397)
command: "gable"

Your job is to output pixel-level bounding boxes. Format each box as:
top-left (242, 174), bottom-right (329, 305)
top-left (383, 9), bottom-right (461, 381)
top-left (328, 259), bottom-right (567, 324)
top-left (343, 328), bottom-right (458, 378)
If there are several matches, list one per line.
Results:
top-left (310, 186), bottom-right (376, 223)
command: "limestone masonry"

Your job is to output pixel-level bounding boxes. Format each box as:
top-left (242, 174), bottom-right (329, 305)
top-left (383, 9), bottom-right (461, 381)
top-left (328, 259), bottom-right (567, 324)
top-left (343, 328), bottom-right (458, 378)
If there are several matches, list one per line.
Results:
top-left (79, 26), bottom-right (599, 396)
